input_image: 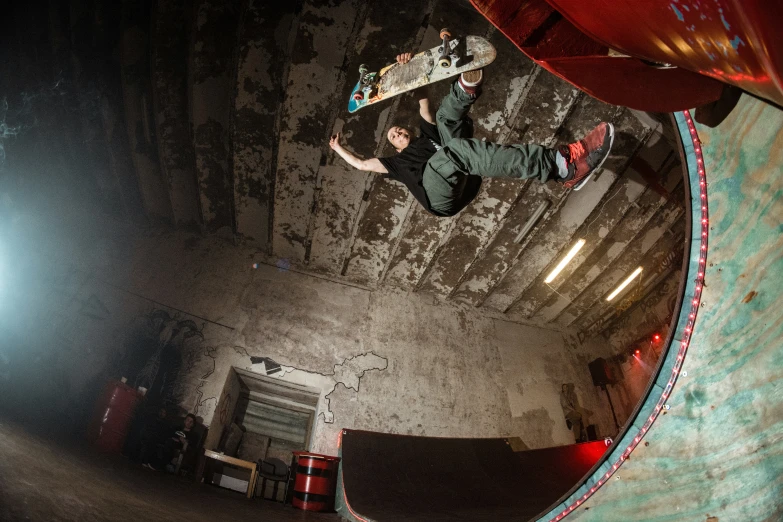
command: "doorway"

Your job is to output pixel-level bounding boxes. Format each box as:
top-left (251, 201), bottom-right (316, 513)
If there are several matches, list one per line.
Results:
top-left (231, 368), bottom-right (319, 463)
top-left (204, 367), bottom-right (320, 495)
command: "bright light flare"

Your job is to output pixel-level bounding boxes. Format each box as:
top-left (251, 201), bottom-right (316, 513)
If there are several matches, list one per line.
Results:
top-left (544, 239), bottom-right (586, 283)
top-left (606, 267), bottom-right (643, 301)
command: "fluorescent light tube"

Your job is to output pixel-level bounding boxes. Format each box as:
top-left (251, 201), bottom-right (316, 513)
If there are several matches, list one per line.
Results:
top-left (544, 239), bottom-right (586, 283)
top-left (514, 200), bottom-right (551, 244)
top-left (606, 267), bottom-right (643, 301)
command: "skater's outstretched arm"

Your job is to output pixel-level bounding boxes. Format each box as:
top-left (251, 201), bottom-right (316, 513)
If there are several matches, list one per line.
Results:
top-left (396, 52), bottom-right (434, 124)
top-left (418, 93), bottom-right (435, 124)
top-left (329, 133), bottom-right (388, 173)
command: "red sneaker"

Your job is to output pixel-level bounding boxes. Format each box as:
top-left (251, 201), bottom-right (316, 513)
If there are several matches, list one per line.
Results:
top-left (559, 122), bottom-right (614, 190)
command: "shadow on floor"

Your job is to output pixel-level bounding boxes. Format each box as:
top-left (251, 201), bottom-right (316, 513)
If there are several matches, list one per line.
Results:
top-left (0, 419), bottom-right (338, 522)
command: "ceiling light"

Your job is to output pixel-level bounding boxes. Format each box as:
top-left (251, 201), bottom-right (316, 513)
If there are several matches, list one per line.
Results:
top-left (544, 239), bottom-right (586, 283)
top-left (606, 267), bottom-right (643, 301)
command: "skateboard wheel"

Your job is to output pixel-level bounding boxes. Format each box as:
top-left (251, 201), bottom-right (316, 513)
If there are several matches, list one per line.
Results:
top-left (353, 92), bottom-right (364, 102)
top-left (438, 56), bottom-right (451, 68)
top-left (439, 28), bottom-right (451, 39)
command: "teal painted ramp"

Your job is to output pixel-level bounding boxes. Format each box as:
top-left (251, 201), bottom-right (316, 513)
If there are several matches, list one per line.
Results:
top-left (541, 96), bottom-right (783, 521)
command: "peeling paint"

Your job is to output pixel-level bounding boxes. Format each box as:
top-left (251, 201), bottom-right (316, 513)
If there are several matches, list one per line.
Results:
top-left (152, 0), bottom-right (200, 226)
top-left (121, 10), bottom-right (172, 223)
top-left (144, 0), bottom-right (690, 341)
top-left (507, 110), bottom-right (653, 319)
top-left (233, 1), bottom-right (299, 245)
top-left (273, 0), bottom-right (359, 261)
top-left (190, 0), bottom-right (238, 230)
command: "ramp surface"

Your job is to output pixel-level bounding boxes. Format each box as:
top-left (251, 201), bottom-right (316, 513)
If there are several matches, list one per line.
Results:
top-left (545, 89), bottom-right (783, 522)
top-left (337, 430), bottom-right (607, 521)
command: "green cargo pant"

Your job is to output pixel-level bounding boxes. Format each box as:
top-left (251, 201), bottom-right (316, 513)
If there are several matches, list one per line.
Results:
top-left (423, 81), bottom-right (558, 216)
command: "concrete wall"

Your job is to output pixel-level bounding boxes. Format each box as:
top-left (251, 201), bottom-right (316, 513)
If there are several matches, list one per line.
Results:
top-left (0, 193), bottom-right (617, 454)
top-left (0, 0), bottom-right (679, 463)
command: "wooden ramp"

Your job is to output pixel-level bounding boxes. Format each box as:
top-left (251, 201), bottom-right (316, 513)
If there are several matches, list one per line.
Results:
top-left (336, 430), bottom-right (607, 522)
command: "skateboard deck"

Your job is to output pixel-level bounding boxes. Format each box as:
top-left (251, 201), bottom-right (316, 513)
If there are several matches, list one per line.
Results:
top-left (348, 33), bottom-right (496, 113)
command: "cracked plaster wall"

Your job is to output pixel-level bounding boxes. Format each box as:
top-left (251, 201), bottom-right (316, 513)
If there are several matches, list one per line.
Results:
top-left (1, 195), bottom-right (614, 455)
top-left (129, 231), bottom-right (615, 454)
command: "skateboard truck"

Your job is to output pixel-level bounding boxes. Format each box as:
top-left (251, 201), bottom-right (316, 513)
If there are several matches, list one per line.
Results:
top-left (438, 28), bottom-right (452, 68)
top-left (353, 64), bottom-right (372, 102)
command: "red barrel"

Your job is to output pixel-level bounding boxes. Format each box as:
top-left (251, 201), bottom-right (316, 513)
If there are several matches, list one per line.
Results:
top-left (291, 451), bottom-right (341, 512)
top-left (87, 380), bottom-right (141, 453)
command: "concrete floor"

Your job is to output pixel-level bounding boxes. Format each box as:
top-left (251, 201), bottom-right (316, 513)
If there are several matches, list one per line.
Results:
top-left (0, 421), bottom-right (337, 522)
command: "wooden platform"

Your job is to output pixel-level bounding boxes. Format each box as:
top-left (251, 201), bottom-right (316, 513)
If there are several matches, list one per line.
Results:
top-left (336, 429), bottom-right (607, 521)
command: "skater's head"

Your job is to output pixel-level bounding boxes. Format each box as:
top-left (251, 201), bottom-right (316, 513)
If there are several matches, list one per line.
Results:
top-left (387, 126), bottom-right (411, 152)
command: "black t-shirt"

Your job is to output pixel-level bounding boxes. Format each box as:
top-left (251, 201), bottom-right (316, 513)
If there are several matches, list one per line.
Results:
top-left (171, 424), bottom-right (199, 448)
top-left (379, 119), bottom-right (442, 214)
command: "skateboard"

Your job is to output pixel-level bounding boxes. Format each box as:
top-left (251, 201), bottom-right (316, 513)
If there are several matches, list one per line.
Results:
top-left (348, 29), bottom-right (496, 113)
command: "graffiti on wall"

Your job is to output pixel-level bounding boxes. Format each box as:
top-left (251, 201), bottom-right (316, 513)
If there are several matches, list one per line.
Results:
top-left (248, 352), bottom-right (388, 424)
top-left (191, 346), bottom-right (218, 418)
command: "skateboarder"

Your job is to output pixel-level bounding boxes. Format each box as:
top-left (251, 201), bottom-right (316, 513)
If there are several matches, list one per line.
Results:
top-left (329, 52), bottom-right (614, 217)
